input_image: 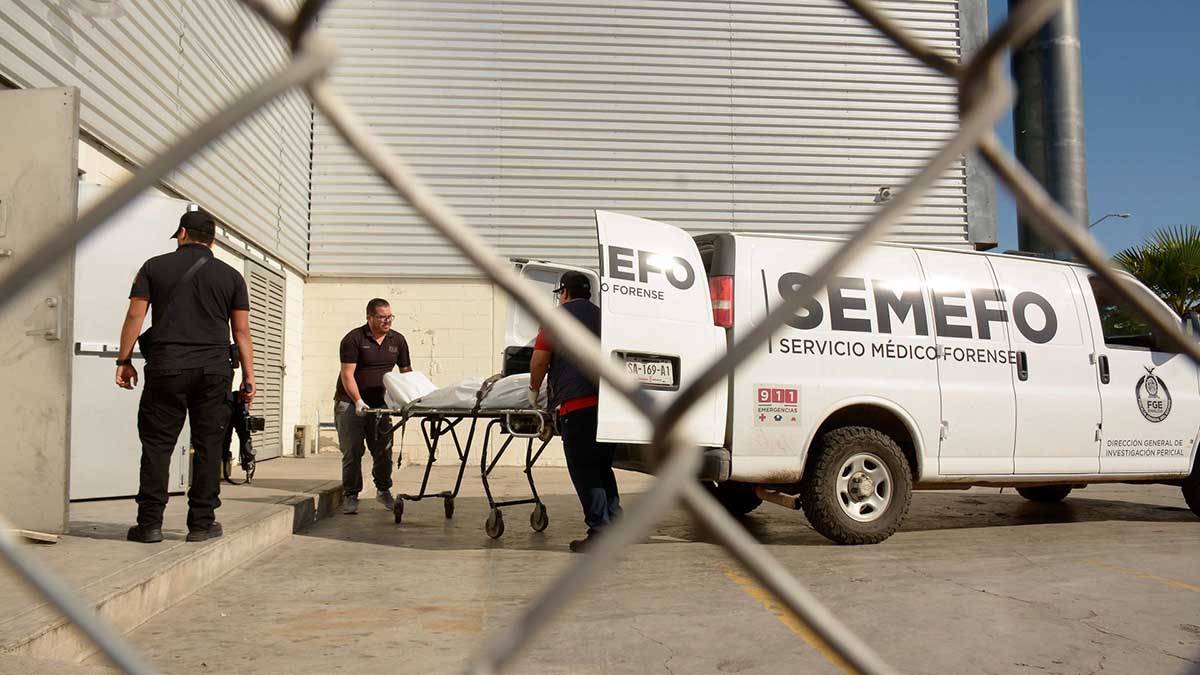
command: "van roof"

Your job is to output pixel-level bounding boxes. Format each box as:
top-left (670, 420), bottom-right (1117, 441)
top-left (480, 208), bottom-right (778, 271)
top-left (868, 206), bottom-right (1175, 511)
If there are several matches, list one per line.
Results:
top-left (720, 232), bottom-right (1095, 271)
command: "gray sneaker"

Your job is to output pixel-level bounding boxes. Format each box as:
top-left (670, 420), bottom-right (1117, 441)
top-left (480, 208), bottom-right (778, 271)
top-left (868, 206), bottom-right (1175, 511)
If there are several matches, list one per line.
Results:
top-left (343, 495), bottom-right (359, 515)
top-left (376, 490), bottom-right (396, 511)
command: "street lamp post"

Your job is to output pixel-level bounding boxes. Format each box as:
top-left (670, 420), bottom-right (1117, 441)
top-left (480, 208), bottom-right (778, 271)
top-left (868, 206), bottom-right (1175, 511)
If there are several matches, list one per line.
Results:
top-left (1089, 212), bottom-right (1132, 228)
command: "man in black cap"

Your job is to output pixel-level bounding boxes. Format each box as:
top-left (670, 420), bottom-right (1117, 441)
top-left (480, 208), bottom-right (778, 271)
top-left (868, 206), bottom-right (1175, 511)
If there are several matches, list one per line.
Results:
top-left (115, 208), bottom-right (256, 544)
top-left (528, 271), bottom-right (620, 552)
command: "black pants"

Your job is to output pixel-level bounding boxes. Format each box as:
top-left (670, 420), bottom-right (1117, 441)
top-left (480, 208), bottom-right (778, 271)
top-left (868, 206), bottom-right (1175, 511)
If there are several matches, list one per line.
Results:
top-left (559, 406), bottom-right (622, 533)
top-left (137, 366), bottom-right (233, 530)
top-left (334, 400), bottom-right (394, 497)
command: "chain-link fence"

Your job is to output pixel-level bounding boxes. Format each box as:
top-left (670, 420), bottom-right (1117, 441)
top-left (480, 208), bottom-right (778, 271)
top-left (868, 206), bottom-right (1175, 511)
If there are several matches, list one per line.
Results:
top-left (2, 1), bottom-right (1196, 673)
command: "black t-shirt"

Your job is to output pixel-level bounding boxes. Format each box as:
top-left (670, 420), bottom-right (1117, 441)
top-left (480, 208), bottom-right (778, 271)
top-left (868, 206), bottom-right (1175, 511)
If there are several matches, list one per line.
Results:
top-left (129, 244), bottom-right (250, 370)
top-left (334, 325), bottom-right (412, 407)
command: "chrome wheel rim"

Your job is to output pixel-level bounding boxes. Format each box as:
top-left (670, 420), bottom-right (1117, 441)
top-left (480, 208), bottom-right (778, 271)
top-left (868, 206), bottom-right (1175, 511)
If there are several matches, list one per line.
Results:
top-left (835, 452), bottom-right (893, 523)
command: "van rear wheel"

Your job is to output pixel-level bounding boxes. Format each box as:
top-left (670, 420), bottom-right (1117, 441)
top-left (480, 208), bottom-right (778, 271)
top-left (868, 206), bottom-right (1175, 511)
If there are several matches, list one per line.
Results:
top-left (799, 426), bottom-right (912, 545)
top-left (1016, 485), bottom-right (1072, 502)
top-left (1182, 474), bottom-right (1200, 518)
top-left (704, 481), bottom-right (762, 516)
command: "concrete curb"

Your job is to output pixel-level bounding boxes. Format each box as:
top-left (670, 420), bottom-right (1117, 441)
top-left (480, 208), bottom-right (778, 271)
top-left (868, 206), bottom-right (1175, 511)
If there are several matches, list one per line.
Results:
top-left (2, 481), bottom-right (342, 663)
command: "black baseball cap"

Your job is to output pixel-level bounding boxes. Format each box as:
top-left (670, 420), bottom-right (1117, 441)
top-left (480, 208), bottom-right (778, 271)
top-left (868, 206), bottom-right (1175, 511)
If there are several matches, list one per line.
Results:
top-left (171, 208), bottom-right (216, 239)
top-left (553, 271), bottom-right (592, 297)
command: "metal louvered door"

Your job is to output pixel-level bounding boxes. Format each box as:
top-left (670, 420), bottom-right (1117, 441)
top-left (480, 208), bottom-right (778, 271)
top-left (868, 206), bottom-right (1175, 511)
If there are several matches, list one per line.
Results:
top-left (245, 261), bottom-right (286, 459)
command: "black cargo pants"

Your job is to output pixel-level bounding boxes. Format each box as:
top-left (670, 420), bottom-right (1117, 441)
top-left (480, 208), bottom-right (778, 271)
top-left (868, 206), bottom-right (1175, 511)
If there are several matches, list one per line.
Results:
top-left (559, 406), bottom-right (622, 533)
top-left (136, 365), bottom-right (233, 531)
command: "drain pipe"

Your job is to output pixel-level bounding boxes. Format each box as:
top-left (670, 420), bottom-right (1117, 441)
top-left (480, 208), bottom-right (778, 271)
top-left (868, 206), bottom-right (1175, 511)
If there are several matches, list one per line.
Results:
top-left (1010, 0), bottom-right (1089, 258)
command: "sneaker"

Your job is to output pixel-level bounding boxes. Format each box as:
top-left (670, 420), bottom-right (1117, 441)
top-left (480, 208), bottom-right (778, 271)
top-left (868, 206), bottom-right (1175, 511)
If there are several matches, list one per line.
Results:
top-left (343, 495), bottom-right (359, 515)
top-left (186, 522), bottom-right (223, 543)
top-left (375, 490), bottom-right (396, 511)
top-left (126, 525), bottom-right (163, 544)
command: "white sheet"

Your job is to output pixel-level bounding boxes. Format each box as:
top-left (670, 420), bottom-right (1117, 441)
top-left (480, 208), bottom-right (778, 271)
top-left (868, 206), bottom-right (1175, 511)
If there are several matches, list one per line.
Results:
top-left (384, 372), bottom-right (548, 411)
top-left (382, 371), bottom-right (438, 408)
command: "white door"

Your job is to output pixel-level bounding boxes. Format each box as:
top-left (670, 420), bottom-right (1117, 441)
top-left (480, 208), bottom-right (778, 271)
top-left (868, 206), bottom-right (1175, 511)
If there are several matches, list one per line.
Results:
top-left (1076, 271), bottom-right (1199, 476)
top-left (0, 87), bottom-right (78, 534)
top-left (70, 184), bottom-right (191, 499)
top-left (595, 211), bottom-right (727, 446)
top-left (915, 250), bottom-right (1016, 475)
top-left (990, 258), bottom-right (1101, 474)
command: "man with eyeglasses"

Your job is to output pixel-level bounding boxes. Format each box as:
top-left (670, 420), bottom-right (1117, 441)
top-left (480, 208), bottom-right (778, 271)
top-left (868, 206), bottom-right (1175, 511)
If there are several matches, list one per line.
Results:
top-left (334, 298), bottom-right (412, 514)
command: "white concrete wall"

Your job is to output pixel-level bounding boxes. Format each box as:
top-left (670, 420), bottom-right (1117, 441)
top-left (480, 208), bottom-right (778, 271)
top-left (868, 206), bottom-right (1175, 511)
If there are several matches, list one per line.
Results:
top-left (302, 279), bottom-right (568, 467)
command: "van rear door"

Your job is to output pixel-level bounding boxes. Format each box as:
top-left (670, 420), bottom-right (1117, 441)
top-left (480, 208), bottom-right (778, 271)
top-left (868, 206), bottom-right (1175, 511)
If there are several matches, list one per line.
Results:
top-left (594, 211), bottom-right (727, 446)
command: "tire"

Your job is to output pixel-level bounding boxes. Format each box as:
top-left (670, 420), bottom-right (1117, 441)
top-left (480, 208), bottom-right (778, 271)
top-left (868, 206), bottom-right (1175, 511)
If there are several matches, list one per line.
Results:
top-left (799, 426), bottom-right (912, 545)
top-left (444, 497), bottom-right (455, 519)
top-left (485, 508), bottom-right (505, 539)
top-left (704, 481), bottom-right (763, 516)
top-left (393, 499), bottom-right (404, 524)
top-left (530, 503), bottom-right (549, 532)
top-left (1182, 474), bottom-right (1200, 518)
top-left (1016, 485), bottom-right (1072, 503)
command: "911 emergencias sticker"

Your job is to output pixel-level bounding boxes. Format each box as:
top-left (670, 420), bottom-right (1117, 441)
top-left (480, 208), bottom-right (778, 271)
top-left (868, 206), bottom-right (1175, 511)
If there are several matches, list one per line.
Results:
top-left (755, 385), bottom-right (799, 426)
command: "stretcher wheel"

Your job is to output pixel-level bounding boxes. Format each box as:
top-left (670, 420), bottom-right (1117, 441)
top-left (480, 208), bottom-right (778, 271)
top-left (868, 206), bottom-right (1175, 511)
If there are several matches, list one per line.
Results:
top-left (485, 508), bottom-right (505, 539)
top-left (444, 497), bottom-right (455, 519)
top-left (530, 503), bottom-right (549, 532)
top-left (393, 499), bottom-right (404, 524)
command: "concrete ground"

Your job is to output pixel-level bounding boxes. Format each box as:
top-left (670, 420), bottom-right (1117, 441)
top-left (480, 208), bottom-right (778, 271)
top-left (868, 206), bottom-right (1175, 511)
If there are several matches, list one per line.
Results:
top-left (79, 459), bottom-right (1200, 675)
top-left (0, 459), bottom-right (340, 670)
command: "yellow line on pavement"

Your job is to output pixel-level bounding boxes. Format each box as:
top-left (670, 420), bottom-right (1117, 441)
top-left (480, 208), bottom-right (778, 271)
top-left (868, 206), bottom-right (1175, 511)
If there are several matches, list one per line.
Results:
top-left (1086, 560), bottom-right (1200, 593)
top-left (722, 565), bottom-right (856, 674)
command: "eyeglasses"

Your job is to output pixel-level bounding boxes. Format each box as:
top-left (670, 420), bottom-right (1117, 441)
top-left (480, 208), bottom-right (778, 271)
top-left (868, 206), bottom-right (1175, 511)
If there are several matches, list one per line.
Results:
top-left (372, 315), bottom-right (394, 323)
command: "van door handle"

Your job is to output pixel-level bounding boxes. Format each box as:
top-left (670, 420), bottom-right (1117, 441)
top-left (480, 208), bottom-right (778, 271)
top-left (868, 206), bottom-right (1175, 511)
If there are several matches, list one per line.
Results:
top-left (1016, 351), bottom-right (1028, 381)
top-left (1098, 354), bottom-right (1110, 384)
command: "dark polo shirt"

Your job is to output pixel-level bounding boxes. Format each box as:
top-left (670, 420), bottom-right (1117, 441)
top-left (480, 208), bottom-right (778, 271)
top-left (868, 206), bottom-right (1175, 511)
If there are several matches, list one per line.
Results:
top-left (334, 324), bottom-right (412, 407)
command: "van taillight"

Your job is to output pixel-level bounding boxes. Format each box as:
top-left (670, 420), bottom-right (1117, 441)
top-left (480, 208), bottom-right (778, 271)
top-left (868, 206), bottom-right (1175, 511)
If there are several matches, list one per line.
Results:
top-left (709, 275), bottom-right (733, 328)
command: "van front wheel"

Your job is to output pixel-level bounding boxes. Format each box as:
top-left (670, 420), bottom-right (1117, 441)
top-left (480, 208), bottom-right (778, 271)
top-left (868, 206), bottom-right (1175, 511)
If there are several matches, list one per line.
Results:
top-left (800, 427), bottom-right (912, 545)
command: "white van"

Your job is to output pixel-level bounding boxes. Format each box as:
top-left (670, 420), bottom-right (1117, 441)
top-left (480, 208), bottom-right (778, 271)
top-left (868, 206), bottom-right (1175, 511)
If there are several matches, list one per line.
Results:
top-left (508, 211), bottom-right (1200, 544)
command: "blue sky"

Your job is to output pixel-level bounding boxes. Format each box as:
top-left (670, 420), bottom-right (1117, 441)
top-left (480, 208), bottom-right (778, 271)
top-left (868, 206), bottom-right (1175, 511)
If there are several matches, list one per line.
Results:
top-left (985, 1), bottom-right (1200, 255)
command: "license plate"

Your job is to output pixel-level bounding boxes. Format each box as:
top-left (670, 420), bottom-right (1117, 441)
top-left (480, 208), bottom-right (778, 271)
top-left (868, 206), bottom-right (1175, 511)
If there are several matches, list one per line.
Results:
top-left (623, 355), bottom-right (675, 387)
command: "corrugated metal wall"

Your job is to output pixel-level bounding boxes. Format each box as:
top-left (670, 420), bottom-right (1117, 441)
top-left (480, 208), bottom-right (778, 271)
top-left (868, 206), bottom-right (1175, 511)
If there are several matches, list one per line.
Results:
top-left (0, 0), bottom-right (312, 272)
top-left (311, 0), bottom-right (966, 277)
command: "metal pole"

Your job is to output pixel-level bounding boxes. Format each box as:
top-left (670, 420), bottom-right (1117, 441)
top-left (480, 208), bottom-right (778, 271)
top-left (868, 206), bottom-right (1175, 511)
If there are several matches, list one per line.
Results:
top-left (1010, 0), bottom-right (1089, 258)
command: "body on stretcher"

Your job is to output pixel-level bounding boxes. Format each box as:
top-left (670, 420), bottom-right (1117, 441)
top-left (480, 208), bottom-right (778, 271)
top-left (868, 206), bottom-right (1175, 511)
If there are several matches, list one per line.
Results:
top-left (363, 371), bottom-right (555, 538)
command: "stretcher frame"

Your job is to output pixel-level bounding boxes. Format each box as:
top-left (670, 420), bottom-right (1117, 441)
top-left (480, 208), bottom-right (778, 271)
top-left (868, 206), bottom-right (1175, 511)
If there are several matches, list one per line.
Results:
top-left (365, 405), bottom-right (554, 538)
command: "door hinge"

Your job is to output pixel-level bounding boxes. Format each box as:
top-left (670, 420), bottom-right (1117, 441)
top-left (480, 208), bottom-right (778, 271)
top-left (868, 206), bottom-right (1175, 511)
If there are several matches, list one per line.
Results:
top-left (939, 420), bottom-right (950, 441)
top-left (1095, 423), bottom-right (1102, 442)
top-left (23, 296), bottom-right (63, 341)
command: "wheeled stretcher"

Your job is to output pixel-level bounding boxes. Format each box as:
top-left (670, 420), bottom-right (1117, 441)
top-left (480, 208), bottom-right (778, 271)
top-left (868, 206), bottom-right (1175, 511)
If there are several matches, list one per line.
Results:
top-left (364, 373), bottom-right (554, 538)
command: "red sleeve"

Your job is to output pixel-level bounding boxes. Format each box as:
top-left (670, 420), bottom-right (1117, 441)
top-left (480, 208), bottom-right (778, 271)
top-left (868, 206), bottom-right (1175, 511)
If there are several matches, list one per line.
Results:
top-left (533, 328), bottom-right (551, 352)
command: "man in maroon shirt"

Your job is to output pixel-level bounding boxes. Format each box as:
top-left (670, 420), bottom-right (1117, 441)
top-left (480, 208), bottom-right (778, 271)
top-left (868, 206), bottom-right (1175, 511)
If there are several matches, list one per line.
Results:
top-left (334, 298), bottom-right (412, 515)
